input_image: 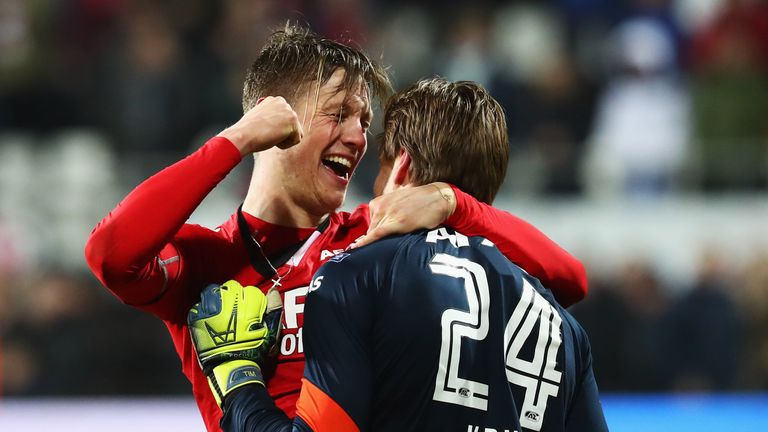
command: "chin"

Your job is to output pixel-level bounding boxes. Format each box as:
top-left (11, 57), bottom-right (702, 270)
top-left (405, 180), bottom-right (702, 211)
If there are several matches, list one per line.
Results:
top-left (311, 188), bottom-right (347, 216)
top-left (328, 189), bottom-right (348, 211)
top-left (327, 192), bottom-right (347, 212)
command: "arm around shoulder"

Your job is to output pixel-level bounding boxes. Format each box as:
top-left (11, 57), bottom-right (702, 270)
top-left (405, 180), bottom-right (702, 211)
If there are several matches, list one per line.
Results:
top-left (445, 185), bottom-right (587, 306)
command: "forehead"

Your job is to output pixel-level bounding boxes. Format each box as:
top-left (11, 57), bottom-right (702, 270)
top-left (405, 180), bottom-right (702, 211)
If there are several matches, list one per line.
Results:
top-left (316, 68), bottom-right (370, 109)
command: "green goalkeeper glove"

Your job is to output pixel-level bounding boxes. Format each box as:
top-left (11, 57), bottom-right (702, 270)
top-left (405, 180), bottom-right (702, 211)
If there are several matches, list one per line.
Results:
top-left (188, 280), bottom-right (283, 406)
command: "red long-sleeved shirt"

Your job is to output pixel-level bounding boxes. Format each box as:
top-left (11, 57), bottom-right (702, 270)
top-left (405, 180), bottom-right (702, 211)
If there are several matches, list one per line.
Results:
top-left (84, 137), bottom-right (586, 432)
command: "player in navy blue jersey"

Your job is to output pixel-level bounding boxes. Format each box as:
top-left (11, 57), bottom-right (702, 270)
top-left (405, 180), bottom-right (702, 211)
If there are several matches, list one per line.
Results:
top-left (225, 227), bottom-right (608, 432)
top-left (189, 78), bottom-right (608, 431)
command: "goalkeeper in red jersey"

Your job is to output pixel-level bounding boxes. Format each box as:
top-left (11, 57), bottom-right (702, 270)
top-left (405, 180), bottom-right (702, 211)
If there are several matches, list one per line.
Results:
top-left (84, 24), bottom-right (588, 432)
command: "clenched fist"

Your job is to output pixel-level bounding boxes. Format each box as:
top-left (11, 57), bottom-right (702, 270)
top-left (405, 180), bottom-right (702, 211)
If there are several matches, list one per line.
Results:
top-left (219, 96), bottom-right (304, 156)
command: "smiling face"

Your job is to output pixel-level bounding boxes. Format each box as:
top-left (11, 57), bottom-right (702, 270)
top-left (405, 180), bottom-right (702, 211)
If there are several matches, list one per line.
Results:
top-left (259, 68), bottom-right (372, 221)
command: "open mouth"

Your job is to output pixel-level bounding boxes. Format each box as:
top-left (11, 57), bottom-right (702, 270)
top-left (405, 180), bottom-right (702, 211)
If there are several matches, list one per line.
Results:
top-left (321, 156), bottom-right (353, 181)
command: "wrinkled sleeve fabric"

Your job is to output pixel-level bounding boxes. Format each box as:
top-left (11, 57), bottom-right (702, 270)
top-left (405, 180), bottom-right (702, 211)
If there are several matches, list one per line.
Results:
top-left (84, 137), bottom-right (242, 320)
top-left (221, 386), bottom-right (313, 432)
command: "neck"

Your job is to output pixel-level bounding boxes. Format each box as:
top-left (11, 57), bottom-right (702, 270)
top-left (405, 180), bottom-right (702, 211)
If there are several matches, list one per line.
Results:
top-left (242, 166), bottom-right (328, 228)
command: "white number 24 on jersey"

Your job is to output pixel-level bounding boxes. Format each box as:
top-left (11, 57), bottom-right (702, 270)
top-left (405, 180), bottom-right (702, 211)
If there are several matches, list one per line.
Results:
top-left (430, 254), bottom-right (563, 431)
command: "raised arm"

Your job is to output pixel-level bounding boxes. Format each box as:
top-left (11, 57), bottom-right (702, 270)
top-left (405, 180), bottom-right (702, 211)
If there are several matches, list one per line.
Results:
top-left (84, 136), bottom-right (242, 308)
top-left (84, 97), bottom-right (302, 314)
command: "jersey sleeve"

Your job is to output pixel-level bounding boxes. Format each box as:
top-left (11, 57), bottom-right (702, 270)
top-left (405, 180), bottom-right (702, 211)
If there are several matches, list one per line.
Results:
top-left (83, 136), bottom-right (242, 321)
top-left (445, 185), bottom-right (587, 306)
top-left (221, 385), bottom-right (313, 432)
top-left (565, 328), bottom-right (609, 432)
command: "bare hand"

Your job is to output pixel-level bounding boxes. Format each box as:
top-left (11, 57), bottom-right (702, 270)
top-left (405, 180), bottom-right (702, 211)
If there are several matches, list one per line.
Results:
top-left (350, 182), bottom-right (457, 249)
top-left (218, 96), bottom-right (304, 156)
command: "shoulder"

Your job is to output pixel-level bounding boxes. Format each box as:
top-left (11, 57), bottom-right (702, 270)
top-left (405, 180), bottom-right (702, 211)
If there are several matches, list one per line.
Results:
top-left (175, 212), bottom-right (240, 244)
top-left (333, 204), bottom-right (370, 226)
top-left (316, 233), bottom-right (410, 281)
top-left (554, 300), bottom-right (593, 366)
top-left (311, 232), bottom-right (428, 301)
top-left (347, 228), bottom-right (492, 266)
top-left (215, 212), bottom-right (241, 241)
top-left (173, 213), bottom-right (250, 281)
top-left (323, 206), bottom-right (370, 248)
top-left (315, 227), bottom-right (494, 286)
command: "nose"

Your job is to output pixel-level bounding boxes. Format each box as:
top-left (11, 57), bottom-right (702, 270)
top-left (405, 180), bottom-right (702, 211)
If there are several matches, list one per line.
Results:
top-left (340, 118), bottom-right (367, 151)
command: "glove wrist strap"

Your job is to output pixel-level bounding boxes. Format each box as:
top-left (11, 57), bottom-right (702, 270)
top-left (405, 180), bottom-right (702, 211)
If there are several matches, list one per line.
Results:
top-left (209, 359), bottom-right (264, 406)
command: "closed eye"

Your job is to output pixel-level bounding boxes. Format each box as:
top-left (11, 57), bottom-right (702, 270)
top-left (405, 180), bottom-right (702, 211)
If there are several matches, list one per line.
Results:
top-left (323, 111), bottom-right (346, 123)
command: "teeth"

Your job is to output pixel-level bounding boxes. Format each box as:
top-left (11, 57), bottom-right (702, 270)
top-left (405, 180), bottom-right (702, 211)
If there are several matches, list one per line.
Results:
top-left (323, 156), bottom-right (352, 168)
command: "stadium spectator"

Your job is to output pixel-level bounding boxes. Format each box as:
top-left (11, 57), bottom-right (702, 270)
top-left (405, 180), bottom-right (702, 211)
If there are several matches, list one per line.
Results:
top-left (570, 275), bottom-right (637, 392)
top-left (690, 0), bottom-right (768, 190)
top-left (661, 250), bottom-right (744, 391)
top-left (98, 3), bottom-right (194, 153)
top-left (617, 259), bottom-right (670, 391)
top-left (738, 251), bottom-right (768, 389)
top-left (0, 271), bottom-right (188, 396)
top-left (585, 16), bottom-right (690, 198)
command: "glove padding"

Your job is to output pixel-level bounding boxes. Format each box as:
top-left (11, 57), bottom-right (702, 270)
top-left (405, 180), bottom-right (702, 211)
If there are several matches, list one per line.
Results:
top-left (188, 280), bottom-right (283, 405)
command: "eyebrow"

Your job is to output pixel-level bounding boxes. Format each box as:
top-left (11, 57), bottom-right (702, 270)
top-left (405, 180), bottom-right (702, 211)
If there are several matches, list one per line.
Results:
top-left (321, 93), bottom-right (371, 115)
top-left (318, 92), bottom-right (345, 111)
top-left (359, 103), bottom-right (373, 124)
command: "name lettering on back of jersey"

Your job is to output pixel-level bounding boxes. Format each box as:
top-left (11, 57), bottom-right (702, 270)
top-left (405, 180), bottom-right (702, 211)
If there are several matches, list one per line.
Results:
top-left (467, 426), bottom-right (519, 432)
top-left (426, 228), bottom-right (469, 248)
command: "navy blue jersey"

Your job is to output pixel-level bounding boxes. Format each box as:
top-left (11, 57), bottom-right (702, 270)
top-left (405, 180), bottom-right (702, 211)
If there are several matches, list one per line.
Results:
top-left (223, 228), bottom-right (607, 432)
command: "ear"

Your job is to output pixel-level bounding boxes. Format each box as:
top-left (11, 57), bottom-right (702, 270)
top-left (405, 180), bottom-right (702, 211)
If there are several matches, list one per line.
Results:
top-left (373, 160), bottom-right (393, 197)
top-left (392, 149), bottom-right (412, 187)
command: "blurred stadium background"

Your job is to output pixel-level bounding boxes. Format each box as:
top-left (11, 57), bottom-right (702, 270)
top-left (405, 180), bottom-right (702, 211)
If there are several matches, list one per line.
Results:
top-left (1, 0), bottom-right (767, 430)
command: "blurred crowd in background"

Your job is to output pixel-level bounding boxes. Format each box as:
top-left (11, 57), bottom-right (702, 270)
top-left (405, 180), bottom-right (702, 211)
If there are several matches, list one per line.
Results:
top-left (1, 0), bottom-right (767, 397)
